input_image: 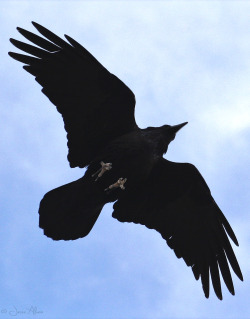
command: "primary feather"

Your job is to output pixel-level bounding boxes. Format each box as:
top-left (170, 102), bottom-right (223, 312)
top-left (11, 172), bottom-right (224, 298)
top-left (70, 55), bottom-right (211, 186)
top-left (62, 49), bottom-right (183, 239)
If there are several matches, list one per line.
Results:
top-left (9, 22), bottom-right (137, 168)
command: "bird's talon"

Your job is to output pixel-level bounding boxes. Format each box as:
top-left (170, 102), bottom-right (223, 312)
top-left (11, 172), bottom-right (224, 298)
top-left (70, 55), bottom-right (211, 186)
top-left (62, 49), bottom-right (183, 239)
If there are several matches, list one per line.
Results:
top-left (92, 161), bottom-right (112, 181)
top-left (104, 178), bottom-right (127, 192)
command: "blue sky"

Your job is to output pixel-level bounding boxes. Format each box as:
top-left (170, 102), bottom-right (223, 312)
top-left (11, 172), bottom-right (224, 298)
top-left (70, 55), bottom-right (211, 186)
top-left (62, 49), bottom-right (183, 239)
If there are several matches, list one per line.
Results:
top-left (1, 1), bottom-right (249, 318)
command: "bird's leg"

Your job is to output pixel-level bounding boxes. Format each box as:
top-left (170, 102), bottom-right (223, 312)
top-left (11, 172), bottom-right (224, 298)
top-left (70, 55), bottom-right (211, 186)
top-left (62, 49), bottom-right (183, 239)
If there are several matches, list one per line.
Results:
top-left (104, 178), bottom-right (127, 193)
top-left (92, 161), bottom-right (112, 181)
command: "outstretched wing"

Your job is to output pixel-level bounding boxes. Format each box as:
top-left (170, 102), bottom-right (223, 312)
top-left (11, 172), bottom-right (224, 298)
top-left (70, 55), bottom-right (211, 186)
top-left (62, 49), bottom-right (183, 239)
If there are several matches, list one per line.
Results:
top-left (9, 22), bottom-right (137, 168)
top-left (112, 158), bottom-right (243, 300)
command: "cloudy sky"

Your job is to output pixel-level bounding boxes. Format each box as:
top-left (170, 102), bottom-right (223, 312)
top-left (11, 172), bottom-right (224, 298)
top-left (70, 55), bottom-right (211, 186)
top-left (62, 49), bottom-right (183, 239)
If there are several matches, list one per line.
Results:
top-left (1, 1), bottom-right (249, 318)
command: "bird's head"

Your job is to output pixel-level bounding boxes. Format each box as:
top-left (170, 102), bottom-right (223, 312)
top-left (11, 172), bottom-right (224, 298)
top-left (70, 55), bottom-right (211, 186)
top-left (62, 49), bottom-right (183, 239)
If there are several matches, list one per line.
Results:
top-left (144, 122), bottom-right (188, 155)
top-left (161, 121), bottom-right (188, 153)
top-left (164, 122), bottom-right (188, 139)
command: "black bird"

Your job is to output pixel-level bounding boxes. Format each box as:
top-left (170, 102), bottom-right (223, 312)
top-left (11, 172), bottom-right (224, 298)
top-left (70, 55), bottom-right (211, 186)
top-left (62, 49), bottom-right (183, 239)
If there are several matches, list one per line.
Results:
top-left (9, 22), bottom-right (243, 300)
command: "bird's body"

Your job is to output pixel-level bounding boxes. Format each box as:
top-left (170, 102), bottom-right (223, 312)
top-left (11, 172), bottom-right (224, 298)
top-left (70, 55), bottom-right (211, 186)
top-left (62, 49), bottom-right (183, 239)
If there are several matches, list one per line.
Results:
top-left (87, 127), bottom-right (163, 193)
top-left (9, 22), bottom-right (243, 300)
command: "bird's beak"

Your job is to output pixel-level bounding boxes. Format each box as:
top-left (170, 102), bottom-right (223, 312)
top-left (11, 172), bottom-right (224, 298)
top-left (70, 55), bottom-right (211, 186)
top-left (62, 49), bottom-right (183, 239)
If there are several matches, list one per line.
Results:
top-left (170, 122), bottom-right (188, 134)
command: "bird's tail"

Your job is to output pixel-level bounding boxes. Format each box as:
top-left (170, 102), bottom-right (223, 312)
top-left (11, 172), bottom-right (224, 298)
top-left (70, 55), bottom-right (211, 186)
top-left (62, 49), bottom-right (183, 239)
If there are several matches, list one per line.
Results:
top-left (38, 176), bottom-right (106, 240)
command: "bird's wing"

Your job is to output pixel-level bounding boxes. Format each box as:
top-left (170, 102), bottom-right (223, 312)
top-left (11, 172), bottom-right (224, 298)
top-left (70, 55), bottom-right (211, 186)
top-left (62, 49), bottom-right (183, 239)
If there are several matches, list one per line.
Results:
top-left (112, 158), bottom-right (243, 300)
top-left (9, 22), bottom-right (137, 168)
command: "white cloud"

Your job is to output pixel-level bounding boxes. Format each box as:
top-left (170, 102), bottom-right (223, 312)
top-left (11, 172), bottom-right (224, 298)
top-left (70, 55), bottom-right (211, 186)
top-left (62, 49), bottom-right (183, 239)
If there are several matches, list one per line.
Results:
top-left (202, 100), bottom-right (250, 135)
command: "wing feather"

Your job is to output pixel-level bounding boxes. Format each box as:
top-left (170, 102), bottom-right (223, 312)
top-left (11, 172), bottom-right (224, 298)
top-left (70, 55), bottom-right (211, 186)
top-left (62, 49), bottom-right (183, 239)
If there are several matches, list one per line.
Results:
top-left (9, 22), bottom-right (137, 168)
top-left (112, 158), bottom-right (243, 299)
top-left (8, 51), bottom-right (40, 64)
top-left (17, 26), bottom-right (59, 51)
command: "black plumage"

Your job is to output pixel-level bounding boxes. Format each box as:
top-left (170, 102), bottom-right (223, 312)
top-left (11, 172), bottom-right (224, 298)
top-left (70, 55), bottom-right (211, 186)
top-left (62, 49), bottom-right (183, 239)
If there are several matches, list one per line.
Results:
top-left (9, 22), bottom-right (243, 300)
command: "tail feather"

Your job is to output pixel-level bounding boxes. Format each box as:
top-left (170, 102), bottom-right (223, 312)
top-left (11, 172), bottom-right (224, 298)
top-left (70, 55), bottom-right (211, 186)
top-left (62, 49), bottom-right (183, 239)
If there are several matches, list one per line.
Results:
top-left (39, 176), bottom-right (106, 240)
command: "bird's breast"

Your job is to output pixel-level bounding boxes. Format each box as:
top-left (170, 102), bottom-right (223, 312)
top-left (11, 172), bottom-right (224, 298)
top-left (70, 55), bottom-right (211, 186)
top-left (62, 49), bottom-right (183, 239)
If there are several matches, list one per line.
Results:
top-left (85, 132), bottom-right (157, 199)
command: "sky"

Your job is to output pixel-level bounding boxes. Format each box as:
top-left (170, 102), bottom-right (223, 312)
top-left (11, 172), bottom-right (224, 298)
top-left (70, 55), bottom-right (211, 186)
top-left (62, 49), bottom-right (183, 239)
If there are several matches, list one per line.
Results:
top-left (1, 1), bottom-right (250, 318)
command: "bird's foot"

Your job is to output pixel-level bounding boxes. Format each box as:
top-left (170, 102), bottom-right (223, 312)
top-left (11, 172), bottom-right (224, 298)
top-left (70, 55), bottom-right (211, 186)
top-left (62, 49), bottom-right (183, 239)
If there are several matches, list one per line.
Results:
top-left (92, 161), bottom-right (112, 181)
top-left (104, 178), bottom-right (127, 193)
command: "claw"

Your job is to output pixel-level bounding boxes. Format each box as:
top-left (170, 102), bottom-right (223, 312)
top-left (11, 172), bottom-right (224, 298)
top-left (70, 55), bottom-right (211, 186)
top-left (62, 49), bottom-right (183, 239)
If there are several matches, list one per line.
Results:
top-left (105, 178), bottom-right (127, 192)
top-left (92, 161), bottom-right (112, 181)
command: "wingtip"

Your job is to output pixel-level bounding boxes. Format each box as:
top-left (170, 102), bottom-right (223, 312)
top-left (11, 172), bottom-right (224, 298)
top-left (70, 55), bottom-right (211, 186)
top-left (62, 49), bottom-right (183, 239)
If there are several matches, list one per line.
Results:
top-left (16, 26), bottom-right (25, 32)
top-left (232, 235), bottom-right (239, 247)
top-left (64, 34), bottom-right (70, 41)
top-left (229, 286), bottom-right (235, 296)
top-left (9, 38), bottom-right (19, 47)
top-left (64, 34), bottom-right (75, 46)
top-left (204, 293), bottom-right (209, 299)
top-left (23, 65), bottom-right (30, 72)
top-left (232, 261), bottom-right (244, 282)
top-left (238, 272), bottom-right (244, 281)
top-left (8, 51), bottom-right (15, 58)
top-left (215, 288), bottom-right (223, 301)
top-left (202, 282), bottom-right (210, 299)
top-left (16, 26), bottom-right (25, 34)
top-left (31, 21), bottom-right (40, 29)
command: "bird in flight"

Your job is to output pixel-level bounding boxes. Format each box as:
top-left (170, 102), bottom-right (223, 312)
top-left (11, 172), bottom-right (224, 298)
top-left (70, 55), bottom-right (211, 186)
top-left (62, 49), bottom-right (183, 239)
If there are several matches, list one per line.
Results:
top-left (9, 22), bottom-right (243, 300)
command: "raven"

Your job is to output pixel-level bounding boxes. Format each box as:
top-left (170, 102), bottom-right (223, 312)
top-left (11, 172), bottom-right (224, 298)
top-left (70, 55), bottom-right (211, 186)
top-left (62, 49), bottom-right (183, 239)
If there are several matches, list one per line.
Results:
top-left (9, 22), bottom-right (243, 300)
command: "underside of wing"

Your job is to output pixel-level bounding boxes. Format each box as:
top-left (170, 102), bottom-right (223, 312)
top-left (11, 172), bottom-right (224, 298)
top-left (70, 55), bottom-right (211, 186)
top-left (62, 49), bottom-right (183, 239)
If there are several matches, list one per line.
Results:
top-left (112, 158), bottom-right (243, 299)
top-left (9, 22), bottom-right (138, 168)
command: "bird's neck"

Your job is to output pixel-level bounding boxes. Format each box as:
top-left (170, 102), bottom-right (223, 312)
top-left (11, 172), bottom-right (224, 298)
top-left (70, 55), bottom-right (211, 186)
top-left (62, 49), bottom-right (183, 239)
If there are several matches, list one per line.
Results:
top-left (142, 129), bottom-right (170, 157)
